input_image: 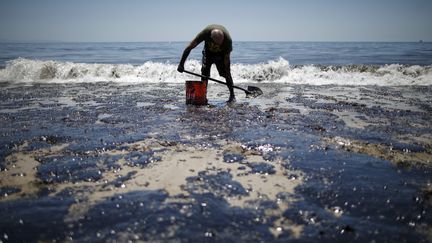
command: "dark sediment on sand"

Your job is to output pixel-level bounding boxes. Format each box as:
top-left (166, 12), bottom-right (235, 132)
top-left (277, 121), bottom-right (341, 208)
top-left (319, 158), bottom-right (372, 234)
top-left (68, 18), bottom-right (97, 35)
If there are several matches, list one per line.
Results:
top-left (0, 82), bottom-right (431, 242)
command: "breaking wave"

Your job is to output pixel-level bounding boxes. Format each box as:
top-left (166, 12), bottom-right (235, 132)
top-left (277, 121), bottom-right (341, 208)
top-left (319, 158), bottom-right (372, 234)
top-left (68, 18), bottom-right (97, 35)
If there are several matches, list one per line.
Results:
top-left (0, 57), bottom-right (431, 86)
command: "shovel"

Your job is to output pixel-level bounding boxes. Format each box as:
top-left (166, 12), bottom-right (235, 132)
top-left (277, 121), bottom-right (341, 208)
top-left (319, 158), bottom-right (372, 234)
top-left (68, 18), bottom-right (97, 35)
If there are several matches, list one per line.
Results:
top-left (183, 70), bottom-right (263, 98)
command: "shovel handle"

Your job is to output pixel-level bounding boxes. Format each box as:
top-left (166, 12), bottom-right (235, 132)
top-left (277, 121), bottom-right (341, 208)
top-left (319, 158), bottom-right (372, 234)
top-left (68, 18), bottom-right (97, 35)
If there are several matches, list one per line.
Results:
top-left (183, 70), bottom-right (249, 94)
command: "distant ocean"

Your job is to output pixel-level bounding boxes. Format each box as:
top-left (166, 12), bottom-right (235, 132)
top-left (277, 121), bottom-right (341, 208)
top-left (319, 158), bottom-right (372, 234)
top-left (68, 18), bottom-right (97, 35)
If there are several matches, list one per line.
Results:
top-left (0, 42), bottom-right (431, 85)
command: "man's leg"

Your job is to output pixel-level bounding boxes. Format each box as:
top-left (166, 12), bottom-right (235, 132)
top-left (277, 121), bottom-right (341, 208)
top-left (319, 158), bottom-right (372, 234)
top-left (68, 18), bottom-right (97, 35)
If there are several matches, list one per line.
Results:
top-left (215, 58), bottom-right (235, 102)
top-left (201, 51), bottom-right (213, 81)
top-left (200, 52), bottom-right (213, 103)
top-left (215, 57), bottom-right (226, 78)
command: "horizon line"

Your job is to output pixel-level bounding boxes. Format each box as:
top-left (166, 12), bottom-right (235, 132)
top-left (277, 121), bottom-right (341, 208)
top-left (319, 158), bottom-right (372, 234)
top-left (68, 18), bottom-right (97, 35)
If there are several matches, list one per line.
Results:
top-left (0, 40), bottom-right (430, 43)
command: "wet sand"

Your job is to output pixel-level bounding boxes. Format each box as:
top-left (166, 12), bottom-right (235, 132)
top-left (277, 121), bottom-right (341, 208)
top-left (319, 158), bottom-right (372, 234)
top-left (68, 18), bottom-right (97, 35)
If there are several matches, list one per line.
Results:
top-left (0, 82), bottom-right (431, 242)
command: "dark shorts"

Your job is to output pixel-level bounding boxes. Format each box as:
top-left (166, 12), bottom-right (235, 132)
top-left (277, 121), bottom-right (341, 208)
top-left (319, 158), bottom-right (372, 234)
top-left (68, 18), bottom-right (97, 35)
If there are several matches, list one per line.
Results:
top-left (201, 50), bottom-right (227, 80)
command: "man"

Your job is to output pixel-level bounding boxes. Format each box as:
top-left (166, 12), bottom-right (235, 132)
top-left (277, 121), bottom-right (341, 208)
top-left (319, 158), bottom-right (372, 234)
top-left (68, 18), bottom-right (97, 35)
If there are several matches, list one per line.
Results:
top-left (177, 24), bottom-right (235, 103)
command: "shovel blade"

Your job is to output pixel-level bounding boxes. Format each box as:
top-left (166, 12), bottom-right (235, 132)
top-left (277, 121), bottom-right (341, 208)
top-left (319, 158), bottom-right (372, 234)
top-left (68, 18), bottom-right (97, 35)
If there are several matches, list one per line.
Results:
top-left (246, 86), bottom-right (263, 98)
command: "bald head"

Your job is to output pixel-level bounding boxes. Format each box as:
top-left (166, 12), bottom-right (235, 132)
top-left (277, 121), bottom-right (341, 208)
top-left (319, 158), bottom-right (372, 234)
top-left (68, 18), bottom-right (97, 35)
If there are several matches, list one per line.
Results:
top-left (211, 29), bottom-right (224, 45)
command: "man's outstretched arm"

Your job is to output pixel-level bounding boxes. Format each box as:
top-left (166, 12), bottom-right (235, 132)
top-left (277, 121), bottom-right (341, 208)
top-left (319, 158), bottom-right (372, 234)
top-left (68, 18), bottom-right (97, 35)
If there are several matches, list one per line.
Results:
top-left (178, 39), bottom-right (199, 72)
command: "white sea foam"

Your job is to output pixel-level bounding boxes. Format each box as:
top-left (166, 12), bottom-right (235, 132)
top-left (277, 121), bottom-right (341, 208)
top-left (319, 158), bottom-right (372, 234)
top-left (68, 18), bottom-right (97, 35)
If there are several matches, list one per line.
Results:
top-left (0, 57), bottom-right (431, 86)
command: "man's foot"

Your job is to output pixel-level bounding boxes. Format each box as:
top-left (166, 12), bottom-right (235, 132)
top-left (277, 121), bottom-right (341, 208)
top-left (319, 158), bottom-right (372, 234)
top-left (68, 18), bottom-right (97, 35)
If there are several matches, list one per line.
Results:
top-left (227, 96), bottom-right (236, 103)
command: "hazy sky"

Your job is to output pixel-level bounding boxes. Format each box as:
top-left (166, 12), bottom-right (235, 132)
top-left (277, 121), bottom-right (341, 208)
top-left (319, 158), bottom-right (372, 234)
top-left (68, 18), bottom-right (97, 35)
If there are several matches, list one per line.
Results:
top-left (0, 0), bottom-right (431, 42)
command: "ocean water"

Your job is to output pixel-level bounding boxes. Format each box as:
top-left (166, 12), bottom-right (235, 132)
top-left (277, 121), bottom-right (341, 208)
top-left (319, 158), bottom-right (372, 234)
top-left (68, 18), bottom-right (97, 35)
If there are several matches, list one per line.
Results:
top-left (0, 42), bottom-right (431, 85)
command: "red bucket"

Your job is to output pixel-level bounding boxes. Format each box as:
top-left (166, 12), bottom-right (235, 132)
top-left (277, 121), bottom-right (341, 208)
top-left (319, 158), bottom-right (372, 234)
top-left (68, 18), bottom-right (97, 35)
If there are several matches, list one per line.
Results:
top-left (185, 80), bottom-right (208, 105)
